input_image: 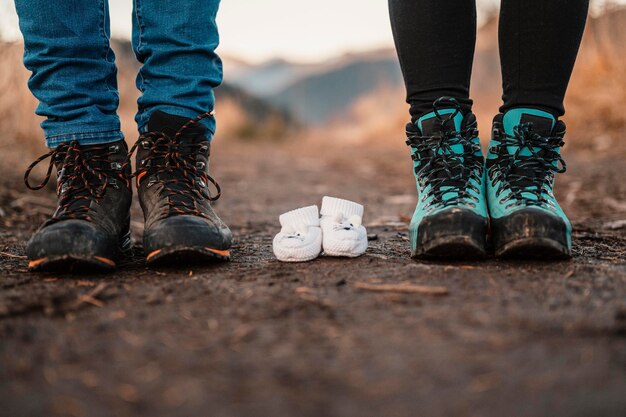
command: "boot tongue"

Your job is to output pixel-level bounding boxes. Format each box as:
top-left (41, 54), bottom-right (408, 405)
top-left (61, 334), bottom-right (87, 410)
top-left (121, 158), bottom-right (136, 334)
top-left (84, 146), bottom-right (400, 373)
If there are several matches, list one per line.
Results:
top-left (54, 143), bottom-right (116, 219)
top-left (417, 109), bottom-right (463, 138)
top-left (501, 108), bottom-right (557, 159)
top-left (415, 109), bottom-right (466, 202)
top-left (147, 110), bottom-right (207, 142)
top-left (416, 108), bottom-right (466, 157)
top-left (503, 108), bottom-right (555, 138)
top-left (145, 111), bottom-right (209, 209)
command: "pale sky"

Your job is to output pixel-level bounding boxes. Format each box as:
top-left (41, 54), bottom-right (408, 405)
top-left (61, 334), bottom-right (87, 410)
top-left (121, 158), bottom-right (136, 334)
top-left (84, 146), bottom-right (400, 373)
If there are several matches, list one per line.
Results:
top-left (0, 0), bottom-right (621, 63)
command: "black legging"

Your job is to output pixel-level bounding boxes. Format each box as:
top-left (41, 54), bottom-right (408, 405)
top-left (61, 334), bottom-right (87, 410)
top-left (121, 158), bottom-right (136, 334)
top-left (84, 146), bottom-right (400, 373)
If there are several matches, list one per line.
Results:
top-left (389, 0), bottom-right (589, 120)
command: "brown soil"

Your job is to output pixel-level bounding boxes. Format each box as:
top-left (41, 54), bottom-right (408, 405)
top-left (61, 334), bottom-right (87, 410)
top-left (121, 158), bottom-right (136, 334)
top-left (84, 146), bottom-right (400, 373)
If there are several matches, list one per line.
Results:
top-left (1, 137), bottom-right (625, 417)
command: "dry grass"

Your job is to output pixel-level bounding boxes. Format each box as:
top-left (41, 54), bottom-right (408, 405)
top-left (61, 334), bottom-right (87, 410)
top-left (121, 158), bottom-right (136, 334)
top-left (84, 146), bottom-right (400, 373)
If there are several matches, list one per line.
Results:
top-left (566, 7), bottom-right (626, 153)
top-left (0, 42), bottom-right (44, 157)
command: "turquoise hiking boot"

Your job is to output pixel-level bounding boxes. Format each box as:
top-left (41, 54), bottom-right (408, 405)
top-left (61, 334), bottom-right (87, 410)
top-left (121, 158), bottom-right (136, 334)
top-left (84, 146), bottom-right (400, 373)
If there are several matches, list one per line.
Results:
top-left (486, 108), bottom-right (572, 259)
top-left (405, 97), bottom-right (488, 259)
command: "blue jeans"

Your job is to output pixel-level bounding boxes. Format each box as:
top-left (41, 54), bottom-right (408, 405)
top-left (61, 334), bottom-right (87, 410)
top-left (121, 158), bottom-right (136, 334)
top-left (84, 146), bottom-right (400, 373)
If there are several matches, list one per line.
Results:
top-left (14, 0), bottom-right (222, 148)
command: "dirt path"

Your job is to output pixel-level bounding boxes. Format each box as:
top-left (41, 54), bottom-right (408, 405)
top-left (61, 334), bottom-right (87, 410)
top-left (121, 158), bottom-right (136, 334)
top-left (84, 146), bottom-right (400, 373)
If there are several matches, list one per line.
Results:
top-left (1, 137), bottom-right (625, 417)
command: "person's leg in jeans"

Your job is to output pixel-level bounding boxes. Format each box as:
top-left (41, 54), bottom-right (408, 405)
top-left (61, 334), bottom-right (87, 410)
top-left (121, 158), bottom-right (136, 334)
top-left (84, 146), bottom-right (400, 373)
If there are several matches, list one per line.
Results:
top-left (130, 0), bottom-right (232, 265)
top-left (16, 0), bottom-right (132, 271)
top-left (388, 0), bottom-right (489, 259)
top-left (131, 0), bottom-right (222, 134)
top-left (487, 0), bottom-right (589, 259)
top-left (14, 0), bottom-right (123, 147)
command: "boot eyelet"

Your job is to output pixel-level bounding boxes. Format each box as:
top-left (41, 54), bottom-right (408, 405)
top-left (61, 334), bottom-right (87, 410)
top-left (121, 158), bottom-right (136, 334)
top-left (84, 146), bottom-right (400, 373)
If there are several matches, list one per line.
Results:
top-left (110, 162), bottom-right (122, 171)
top-left (196, 162), bottom-right (206, 170)
top-left (141, 141), bottom-right (151, 150)
top-left (109, 145), bottom-right (120, 153)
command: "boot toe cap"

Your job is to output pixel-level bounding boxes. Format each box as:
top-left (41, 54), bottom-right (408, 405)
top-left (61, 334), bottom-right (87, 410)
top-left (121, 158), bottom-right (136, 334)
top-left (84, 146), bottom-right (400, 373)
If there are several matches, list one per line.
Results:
top-left (411, 208), bottom-right (488, 259)
top-left (492, 208), bottom-right (571, 258)
top-left (26, 220), bottom-right (117, 261)
top-left (144, 215), bottom-right (232, 253)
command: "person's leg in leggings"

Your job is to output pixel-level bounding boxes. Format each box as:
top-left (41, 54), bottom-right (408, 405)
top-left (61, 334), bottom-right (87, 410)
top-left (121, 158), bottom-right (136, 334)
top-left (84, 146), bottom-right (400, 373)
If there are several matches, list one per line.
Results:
top-left (14, 0), bottom-right (123, 148)
top-left (388, 0), bottom-right (477, 119)
top-left (388, 0), bottom-right (488, 260)
top-left (499, 0), bottom-right (590, 117)
top-left (132, 0), bottom-right (222, 136)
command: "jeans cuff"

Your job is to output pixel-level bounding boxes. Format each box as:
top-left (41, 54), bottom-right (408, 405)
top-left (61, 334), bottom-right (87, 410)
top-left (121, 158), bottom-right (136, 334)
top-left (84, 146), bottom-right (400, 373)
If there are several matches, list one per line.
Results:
top-left (45, 130), bottom-right (125, 149)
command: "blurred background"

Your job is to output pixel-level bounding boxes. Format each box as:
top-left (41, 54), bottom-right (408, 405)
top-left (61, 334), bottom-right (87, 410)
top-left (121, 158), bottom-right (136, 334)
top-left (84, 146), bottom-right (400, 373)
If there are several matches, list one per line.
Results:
top-left (3, 4), bottom-right (626, 414)
top-left (0, 0), bottom-right (625, 162)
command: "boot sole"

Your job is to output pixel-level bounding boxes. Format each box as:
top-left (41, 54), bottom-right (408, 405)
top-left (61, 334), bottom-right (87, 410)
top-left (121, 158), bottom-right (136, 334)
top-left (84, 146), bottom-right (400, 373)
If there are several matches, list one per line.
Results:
top-left (495, 237), bottom-right (571, 260)
top-left (28, 255), bottom-right (116, 273)
top-left (411, 209), bottom-right (488, 260)
top-left (492, 209), bottom-right (571, 260)
top-left (27, 230), bottom-right (132, 273)
top-left (412, 235), bottom-right (487, 260)
top-left (146, 246), bottom-right (231, 266)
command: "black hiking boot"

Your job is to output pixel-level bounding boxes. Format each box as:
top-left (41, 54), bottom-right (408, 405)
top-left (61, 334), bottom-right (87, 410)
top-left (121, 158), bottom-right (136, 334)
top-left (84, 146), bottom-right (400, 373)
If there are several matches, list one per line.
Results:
top-left (131, 111), bottom-right (232, 266)
top-left (24, 140), bottom-right (132, 272)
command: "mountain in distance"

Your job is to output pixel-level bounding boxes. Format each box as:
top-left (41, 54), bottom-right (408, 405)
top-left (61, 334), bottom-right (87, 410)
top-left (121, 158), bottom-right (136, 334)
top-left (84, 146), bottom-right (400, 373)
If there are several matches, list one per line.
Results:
top-left (269, 50), bottom-right (403, 124)
top-left (220, 54), bottom-right (254, 80)
top-left (224, 49), bottom-right (404, 124)
top-left (222, 57), bottom-right (326, 97)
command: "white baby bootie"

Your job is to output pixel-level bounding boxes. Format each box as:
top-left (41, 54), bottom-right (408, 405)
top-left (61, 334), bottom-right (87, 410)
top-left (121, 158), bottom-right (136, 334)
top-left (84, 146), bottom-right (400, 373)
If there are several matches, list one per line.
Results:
top-left (320, 196), bottom-right (368, 257)
top-left (273, 206), bottom-right (323, 262)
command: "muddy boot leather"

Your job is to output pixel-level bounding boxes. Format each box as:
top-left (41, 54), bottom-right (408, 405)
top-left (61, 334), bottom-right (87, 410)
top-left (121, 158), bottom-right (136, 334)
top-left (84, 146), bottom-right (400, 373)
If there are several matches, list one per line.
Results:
top-left (133, 111), bottom-right (232, 265)
top-left (25, 140), bottom-right (132, 272)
